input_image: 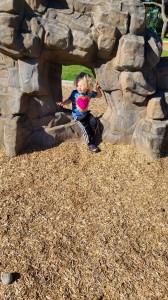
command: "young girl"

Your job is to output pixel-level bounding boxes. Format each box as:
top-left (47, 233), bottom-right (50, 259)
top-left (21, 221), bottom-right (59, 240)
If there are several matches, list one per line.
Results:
top-left (57, 73), bottom-right (102, 152)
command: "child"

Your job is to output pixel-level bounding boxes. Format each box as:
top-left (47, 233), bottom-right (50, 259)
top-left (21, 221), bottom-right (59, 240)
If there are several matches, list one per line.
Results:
top-left (57, 73), bottom-right (102, 152)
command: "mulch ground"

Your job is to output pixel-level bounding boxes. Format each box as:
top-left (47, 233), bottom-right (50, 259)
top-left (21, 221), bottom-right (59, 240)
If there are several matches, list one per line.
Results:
top-left (0, 85), bottom-right (167, 299)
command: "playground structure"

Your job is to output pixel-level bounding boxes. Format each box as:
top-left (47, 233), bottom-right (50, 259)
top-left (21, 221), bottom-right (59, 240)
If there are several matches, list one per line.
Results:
top-left (0, 0), bottom-right (168, 158)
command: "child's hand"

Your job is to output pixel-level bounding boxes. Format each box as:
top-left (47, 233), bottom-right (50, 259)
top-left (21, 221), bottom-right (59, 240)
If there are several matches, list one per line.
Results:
top-left (56, 101), bottom-right (65, 107)
top-left (95, 80), bottom-right (102, 98)
top-left (96, 80), bottom-right (100, 89)
top-left (56, 99), bottom-right (71, 106)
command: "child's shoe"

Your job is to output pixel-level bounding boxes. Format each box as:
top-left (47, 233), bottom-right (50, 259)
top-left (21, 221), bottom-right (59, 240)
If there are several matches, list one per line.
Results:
top-left (88, 144), bottom-right (100, 153)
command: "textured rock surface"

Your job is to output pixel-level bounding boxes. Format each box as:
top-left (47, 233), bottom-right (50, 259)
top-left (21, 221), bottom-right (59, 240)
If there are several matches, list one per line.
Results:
top-left (0, 0), bottom-right (168, 158)
top-left (1, 272), bottom-right (13, 285)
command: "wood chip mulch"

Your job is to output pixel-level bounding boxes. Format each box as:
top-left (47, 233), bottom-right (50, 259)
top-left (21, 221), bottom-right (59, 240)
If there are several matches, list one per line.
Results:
top-left (0, 85), bottom-right (167, 299)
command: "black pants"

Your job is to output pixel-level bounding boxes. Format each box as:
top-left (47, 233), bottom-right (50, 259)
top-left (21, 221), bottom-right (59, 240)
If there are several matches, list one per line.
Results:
top-left (75, 112), bottom-right (98, 145)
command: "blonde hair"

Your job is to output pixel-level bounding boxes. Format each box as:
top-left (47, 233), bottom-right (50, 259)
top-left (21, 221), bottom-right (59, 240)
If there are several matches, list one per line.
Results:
top-left (74, 74), bottom-right (95, 93)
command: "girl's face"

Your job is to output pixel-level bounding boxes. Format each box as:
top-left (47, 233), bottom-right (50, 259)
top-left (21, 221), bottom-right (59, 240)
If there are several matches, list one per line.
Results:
top-left (76, 80), bottom-right (88, 94)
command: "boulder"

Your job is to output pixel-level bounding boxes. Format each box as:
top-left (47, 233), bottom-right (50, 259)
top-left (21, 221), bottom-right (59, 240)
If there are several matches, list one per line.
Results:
top-left (147, 93), bottom-right (168, 120)
top-left (132, 118), bottom-right (168, 158)
top-left (120, 71), bottom-right (155, 96)
top-left (0, 0), bottom-right (23, 14)
top-left (0, 0), bottom-right (167, 158)
top-left (114, 34), bottom-right (145, 71)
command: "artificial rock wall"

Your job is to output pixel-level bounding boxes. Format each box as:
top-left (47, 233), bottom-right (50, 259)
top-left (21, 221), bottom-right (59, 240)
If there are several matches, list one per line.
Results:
top-left (0, 0), bottom-right (168, 158)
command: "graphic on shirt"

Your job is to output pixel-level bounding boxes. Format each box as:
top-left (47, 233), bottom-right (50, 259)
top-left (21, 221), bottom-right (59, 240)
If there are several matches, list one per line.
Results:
top-left (68, 90), bottom-right (97, 118)
top-left (76, 95), bottom-right (90, 112)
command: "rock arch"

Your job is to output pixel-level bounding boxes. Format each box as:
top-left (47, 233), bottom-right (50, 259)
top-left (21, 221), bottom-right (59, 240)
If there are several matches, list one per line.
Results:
top-left (0, 0), bottom-right (168, 158)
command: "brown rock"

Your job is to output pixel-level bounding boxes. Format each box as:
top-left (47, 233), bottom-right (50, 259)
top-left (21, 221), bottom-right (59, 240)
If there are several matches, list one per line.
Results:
top-left (147, 94), bottom-right (168, 120)
top-left (0, 0), bottom-right (167, 158)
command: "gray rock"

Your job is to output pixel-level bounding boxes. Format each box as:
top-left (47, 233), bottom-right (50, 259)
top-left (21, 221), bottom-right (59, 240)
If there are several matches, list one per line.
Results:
top-left (1, 272), bottom-right (13, 285)
top-left (147, 93), bottom-right (168, 120)
top-left (0, 0), bottom-right (167, 158)
top-left (114, 34), bottom-right (145, 71)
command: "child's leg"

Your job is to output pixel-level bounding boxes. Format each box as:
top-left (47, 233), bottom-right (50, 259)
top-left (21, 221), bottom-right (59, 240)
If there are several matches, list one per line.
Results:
top-left (75, 113), bottom-right (101, 152)
top-left (88, 113), bottom-right (98, 134)
top-left (75, 116), bottom-right (94, 145)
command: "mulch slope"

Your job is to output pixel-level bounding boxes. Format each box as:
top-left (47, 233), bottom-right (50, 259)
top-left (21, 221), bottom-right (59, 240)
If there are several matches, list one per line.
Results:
top-left (0, 86), bottom-right (167, 299)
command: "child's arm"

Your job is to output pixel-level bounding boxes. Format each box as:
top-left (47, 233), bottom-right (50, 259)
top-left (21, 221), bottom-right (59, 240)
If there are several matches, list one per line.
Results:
top-left (95, 80), bottom-right (102, 98)
top-left (56, 99), bottom-right (71, 107)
